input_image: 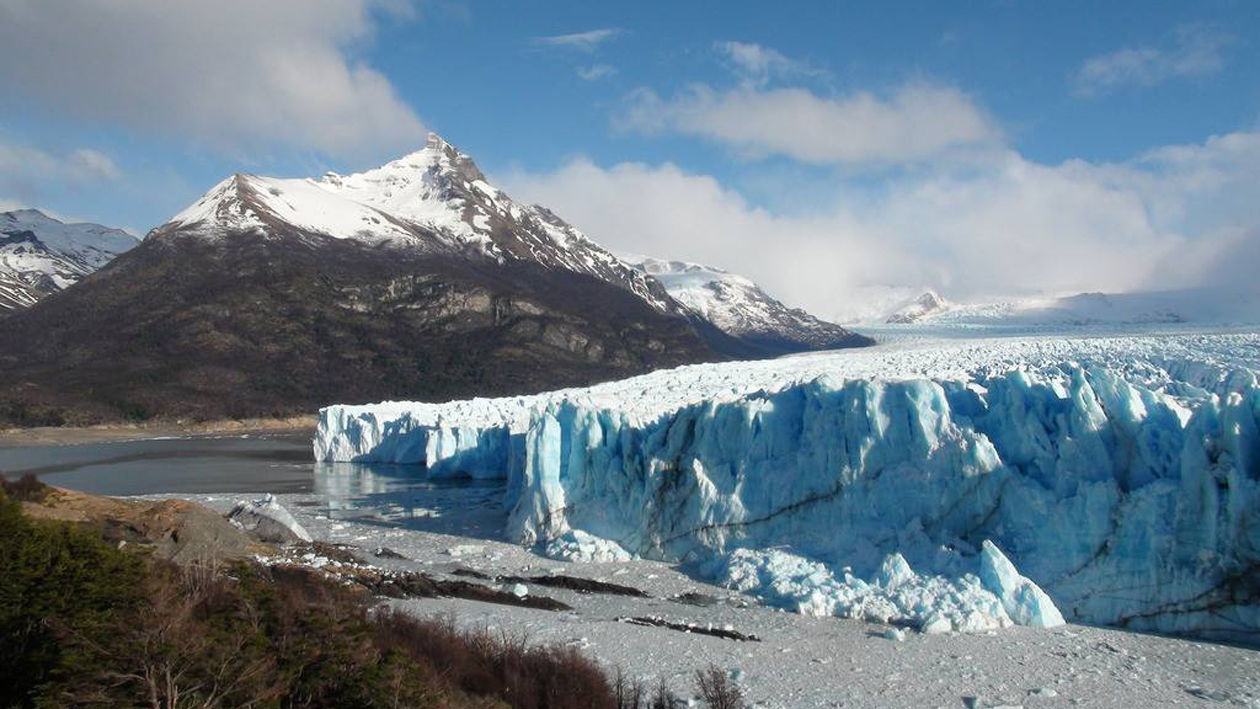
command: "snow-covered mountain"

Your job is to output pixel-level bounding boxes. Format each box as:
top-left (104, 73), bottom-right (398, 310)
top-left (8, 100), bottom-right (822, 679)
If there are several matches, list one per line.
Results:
top-left (884, 289), bottom-right (950, 323)
top-left (623, 255), bottom-right (869, 354)
top-left (154, 132), bottom-right (866, 357)
top-left (877, 287), bottom-right (1260, 331)
top-left (1, 133), bottom-right (868, 424)
top-left (0, 209), bottom-right (138, 310)
top-left (164, 133), bottom-right (672, 311)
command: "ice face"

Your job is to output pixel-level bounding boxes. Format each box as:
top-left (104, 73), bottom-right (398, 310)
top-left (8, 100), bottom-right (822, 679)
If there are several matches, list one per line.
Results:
top-left (314, 333), bottom-right (1260, 640)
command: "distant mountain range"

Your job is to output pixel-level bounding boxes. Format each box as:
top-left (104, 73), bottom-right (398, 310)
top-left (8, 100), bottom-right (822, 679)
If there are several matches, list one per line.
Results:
top-left (0, 209), bottom-right (137, 310)
top-left (624, 255), bottom-right (869, 356)
top-left (0, 134), bottom-right (868, 425)
top-left (877, 287), bottom-right (1260, 330)
top-left (884, 290), bottom-right (950, 324)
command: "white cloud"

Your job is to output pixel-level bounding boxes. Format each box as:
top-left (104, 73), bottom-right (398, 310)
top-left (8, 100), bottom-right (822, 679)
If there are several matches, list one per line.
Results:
top-left (0, 0), bottom-right (425, 159)
top-left (577, 64), bottom-right (618, 81)
top-left (617, 83), bottom-right (1001, 165)
top-left (531, 28), bottom-right (621, 52)
top-left (0, 141), bottom-right (121, 187)
top-left (0, 139), bottom-right (122, 220)
top-left (65, 149), bottom-right (121, 181)
top-left (500, 129), bottom-right (1260, 319)
top-left (1075, 24), bottom-right (1233, 94)
top-left (713, 41), bottom-right (825, 87)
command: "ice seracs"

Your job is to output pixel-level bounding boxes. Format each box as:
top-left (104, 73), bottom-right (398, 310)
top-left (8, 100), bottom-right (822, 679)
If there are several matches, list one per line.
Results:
top-left (0, 209), bottom-right (138, 310)
top-left (316, 332), bottom-right (1260, 641)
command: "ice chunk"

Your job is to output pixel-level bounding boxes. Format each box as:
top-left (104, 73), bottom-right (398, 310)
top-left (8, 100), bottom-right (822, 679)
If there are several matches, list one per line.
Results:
top-left (715, 548), bottom-right (1013, 632)
top-left (228, 494), bottom-right (312, 544)
top-left (978, 541), bottom-right (1065, 628)
top-left (544, 530), bottom-right (632, 563)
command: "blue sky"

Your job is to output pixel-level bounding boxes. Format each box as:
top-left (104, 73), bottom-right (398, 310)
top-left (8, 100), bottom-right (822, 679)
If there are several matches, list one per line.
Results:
top-left (1, 0), bottom-right (1257, 315)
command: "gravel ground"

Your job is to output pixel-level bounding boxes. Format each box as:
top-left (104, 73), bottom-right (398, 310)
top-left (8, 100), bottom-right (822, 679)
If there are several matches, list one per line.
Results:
top-left (162, 489), bottom-right (1260, 709)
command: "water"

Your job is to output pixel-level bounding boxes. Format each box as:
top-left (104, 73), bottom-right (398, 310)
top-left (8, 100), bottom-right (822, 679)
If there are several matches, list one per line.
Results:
top-left (0, 433), bottom-right (509, 539)
top-left (0, 433), bottom-right (318, 495)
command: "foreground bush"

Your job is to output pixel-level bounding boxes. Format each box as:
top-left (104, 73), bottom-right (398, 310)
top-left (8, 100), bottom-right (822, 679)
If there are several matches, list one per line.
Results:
top-left (0, 488), bottom-right (606, 708)
top-left (0, 484), bottom-right (746, 708)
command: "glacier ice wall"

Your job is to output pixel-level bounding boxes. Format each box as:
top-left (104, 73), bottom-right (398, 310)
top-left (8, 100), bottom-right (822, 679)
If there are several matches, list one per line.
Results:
top-left (316, 338), bottom-right (1260, 641)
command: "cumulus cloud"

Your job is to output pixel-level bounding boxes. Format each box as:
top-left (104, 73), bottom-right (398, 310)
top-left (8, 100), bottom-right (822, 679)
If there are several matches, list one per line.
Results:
top-left (531, 28), bottom-right (621, 51)
top-left (0, 0), bottom-right (425, 159)
top-left (1074, 24), bottom-right (1233, 94)
top-left (500, 130), bottom-right (1260, 320)
top-left (577, 64), bottom-right (618, 81)
top-left (616, 83), bottom-right (1001, 165)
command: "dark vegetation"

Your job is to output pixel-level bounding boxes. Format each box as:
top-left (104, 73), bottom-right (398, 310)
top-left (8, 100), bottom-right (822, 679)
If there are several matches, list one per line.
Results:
top-left (618, 616), bottom-right (762, 642)
top-left (694, 665), bottom-right (747, 709)
top-left (0, 472), bottom-right (50, 502)
top-left (350, 567), bottom-right (573, 612)
top-left (0, 480), bottom-right (746, 708)
top-left (495, 574), bottom-right (649, 598)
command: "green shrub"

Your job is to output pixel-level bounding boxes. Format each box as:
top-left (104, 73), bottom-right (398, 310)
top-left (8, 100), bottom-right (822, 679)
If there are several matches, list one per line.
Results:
top-left (0, 491), bottom-right (146, 705)
top-left (0, 486), bottom-right (633, 708)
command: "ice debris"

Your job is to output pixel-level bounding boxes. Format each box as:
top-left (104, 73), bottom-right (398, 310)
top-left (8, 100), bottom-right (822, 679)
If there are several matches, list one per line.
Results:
top-left (228, 493), bottom-right (312, 544)
top-left (543, 529), bottom-right (632, 563)
top-left (715, 548), bottom-right (1024, 633)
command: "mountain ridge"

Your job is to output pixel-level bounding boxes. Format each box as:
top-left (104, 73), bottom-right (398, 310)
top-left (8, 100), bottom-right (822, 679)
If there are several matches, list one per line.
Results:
top-left (0, 209), bottom-right (138, 310)
top-left (0, 134), bottom-right (869, 425)
top-left (623, 254), bottom-right (870, 356)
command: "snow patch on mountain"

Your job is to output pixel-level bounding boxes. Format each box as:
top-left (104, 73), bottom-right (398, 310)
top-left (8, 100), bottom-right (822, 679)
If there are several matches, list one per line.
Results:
top-left (316, 331), bottom-right (1260, 641)
top-left (623, 254), bottom-right (868, 351)
top-left (0, 209), bottom-right (138, 310)
top-left (885, 290), bottom-right (950, 323)
top-left (168, 174), bottom-right (424, 246)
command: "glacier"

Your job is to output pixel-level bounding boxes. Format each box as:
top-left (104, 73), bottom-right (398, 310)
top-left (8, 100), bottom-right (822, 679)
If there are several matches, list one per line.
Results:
top-left (315, 333), bottom-right (1260, 642)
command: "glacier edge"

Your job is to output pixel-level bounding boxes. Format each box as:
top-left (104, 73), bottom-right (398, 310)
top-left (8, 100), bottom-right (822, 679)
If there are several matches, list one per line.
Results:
top-left (315, 335), bottom-right (1260, 641)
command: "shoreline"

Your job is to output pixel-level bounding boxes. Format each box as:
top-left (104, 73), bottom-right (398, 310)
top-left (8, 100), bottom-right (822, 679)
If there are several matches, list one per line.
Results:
top-left (0, 416), bottom-right (316, 448)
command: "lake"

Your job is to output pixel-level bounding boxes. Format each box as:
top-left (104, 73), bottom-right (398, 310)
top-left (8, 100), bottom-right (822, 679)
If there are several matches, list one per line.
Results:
top-left (0, 433), bottom-right (508, 538)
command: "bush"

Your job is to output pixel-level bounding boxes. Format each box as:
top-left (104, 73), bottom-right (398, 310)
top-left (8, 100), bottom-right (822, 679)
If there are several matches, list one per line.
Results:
top-left (0, 472), bottom-right (49, 502)
top-left (0, 489), bottom-right (146, 705)
top-left (373, 610), bottom-right (614, 709)
top-left (0, 484), bottom-right (641, 708)
top-left (695, 664), bottom-right (745, 709)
